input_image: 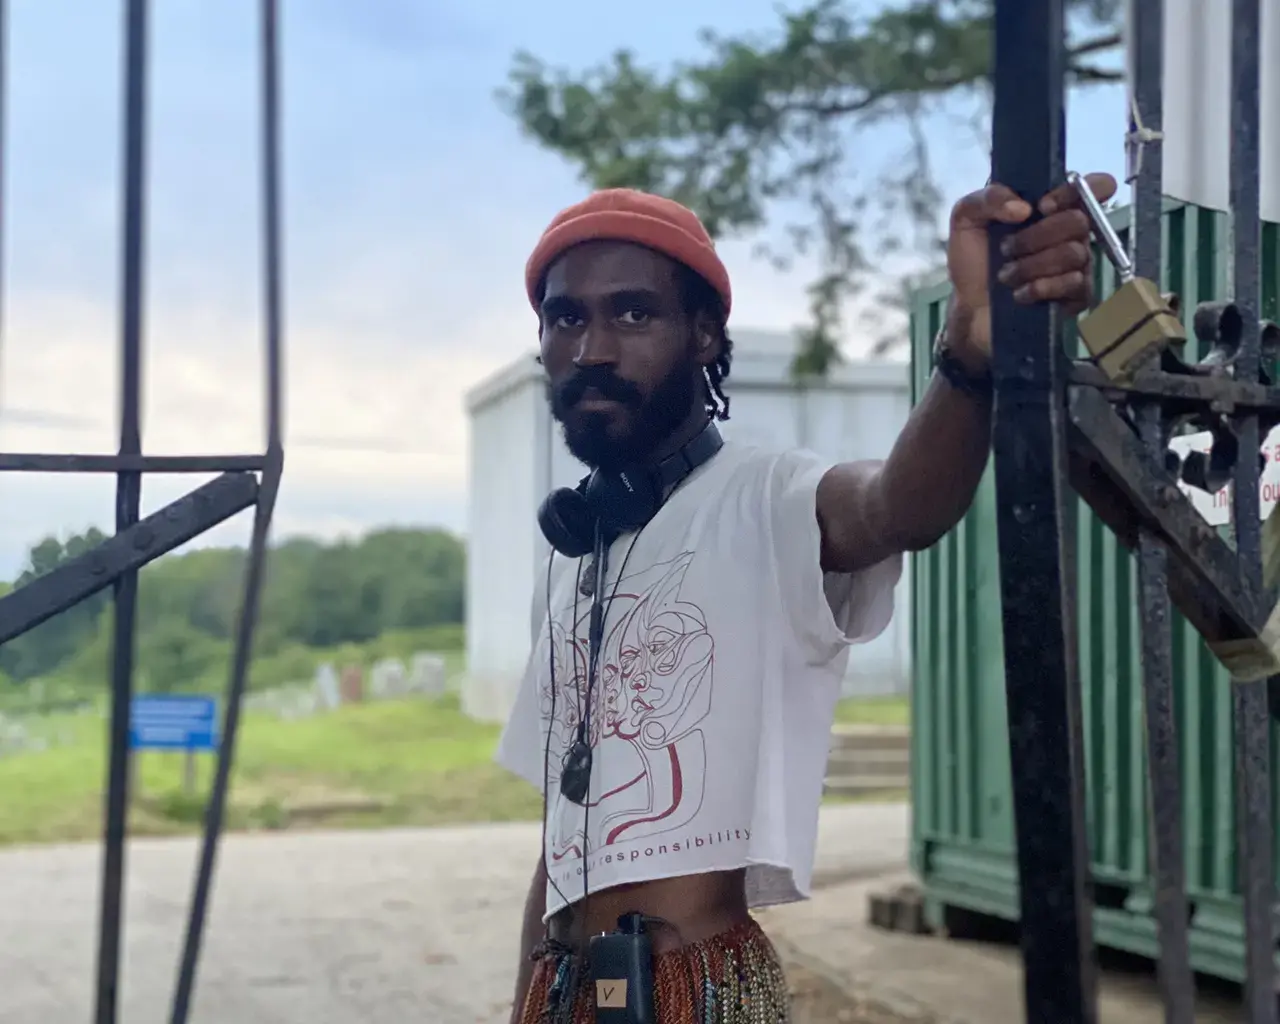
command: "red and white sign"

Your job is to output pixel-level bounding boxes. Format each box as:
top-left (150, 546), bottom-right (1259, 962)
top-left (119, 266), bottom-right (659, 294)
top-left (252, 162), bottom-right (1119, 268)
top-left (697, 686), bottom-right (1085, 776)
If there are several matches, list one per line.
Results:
top-left (1166, 428), bottom-right (1280, 526)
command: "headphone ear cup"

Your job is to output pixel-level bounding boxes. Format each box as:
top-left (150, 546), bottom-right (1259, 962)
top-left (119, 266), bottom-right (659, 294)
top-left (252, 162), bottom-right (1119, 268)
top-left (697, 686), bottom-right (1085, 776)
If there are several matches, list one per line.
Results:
top-left (538, 485), bottom-right (596, 558)
top-left (586, 468), bottom-right (661, 536)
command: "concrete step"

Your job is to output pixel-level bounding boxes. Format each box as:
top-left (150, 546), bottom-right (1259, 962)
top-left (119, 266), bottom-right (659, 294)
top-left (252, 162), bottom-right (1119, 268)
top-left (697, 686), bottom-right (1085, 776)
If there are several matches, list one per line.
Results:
top-left (823, 774), bottom-right (910, 795)
top-left (826, 747), bottom-right (911, 773)
top-left (828, 725), bottom-right (910, 753)
top-left (823, 726), bottom-right (910, 795)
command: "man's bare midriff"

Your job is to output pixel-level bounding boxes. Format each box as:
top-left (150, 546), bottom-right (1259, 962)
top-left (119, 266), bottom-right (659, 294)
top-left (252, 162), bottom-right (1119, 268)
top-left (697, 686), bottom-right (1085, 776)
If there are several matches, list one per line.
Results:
top-left (548, 868), bottom-right (750, 955)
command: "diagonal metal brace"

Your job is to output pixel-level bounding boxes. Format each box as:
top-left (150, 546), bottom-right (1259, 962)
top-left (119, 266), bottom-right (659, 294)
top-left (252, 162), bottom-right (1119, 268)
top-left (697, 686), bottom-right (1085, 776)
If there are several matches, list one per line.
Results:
top-left (1068, 385), bottom-right (1273, 664)
top-left (0, 471), bottom-right (260, 644)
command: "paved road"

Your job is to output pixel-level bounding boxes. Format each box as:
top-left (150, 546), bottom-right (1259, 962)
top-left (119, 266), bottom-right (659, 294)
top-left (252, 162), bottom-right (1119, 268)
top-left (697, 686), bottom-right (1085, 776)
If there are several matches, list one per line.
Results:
top-left (0, 805), bottom-right (910, 1024)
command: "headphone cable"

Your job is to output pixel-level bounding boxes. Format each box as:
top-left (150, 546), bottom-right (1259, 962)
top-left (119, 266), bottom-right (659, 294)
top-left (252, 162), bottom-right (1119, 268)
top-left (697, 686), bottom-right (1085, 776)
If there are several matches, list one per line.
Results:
top-left (541, 552), bottom-right (577, 917)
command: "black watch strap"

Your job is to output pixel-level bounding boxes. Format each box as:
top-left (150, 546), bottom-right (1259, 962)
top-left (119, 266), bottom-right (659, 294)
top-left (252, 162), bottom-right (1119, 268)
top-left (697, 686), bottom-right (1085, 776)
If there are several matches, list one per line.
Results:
top-left (932, 330), bottom-right (993, 400)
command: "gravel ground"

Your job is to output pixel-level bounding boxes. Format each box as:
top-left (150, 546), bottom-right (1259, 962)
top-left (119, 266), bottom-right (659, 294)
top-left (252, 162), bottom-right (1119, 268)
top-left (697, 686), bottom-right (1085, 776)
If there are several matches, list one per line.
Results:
top-left (788, 963), bottom-right (924, 1024)
top-left (0, 808), bottom-right (911, 1023)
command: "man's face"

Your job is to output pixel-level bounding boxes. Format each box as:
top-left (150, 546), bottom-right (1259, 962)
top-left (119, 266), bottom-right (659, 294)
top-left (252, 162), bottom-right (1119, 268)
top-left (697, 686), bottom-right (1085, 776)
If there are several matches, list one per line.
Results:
top-left (539, 241), bottom-right (708, 470)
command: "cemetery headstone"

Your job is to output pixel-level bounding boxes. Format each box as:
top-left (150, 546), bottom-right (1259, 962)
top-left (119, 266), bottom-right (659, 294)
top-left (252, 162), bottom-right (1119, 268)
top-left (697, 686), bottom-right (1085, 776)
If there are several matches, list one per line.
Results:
top-left (314, 663), bottom-right (341, 710)
top-left (368, 660), bottom-right (407, 701)
top-left (340, 665), bottom-right (364, 705)
top-left (409, 652), bottom-right (447, 697)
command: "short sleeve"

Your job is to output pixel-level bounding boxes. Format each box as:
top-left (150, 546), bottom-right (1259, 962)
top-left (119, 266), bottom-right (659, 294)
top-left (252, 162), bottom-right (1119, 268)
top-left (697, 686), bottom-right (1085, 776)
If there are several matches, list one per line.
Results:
top-left (493, 557), bottom-right (551, 791)
top-left (765, 449), bottom-right (904, 664)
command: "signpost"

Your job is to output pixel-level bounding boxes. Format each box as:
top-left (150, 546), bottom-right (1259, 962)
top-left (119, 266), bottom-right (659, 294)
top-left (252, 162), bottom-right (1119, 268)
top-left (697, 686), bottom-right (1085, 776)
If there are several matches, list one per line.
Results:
top-left (129, 695), bottom-right (219, 794)
top-left (129, 695), bottom-right (219, 752)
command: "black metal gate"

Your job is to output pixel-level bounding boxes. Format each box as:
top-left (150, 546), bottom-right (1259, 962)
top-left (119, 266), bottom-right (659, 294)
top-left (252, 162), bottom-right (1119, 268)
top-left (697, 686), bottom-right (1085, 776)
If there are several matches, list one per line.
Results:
top-left (0, 3), bottom-right (285, 1022)
top-left (990, 0), bottom-right (1276, 1020)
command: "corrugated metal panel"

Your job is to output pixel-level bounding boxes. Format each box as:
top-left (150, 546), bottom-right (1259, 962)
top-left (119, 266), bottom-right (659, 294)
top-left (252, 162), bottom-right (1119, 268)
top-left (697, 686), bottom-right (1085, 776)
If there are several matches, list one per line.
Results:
top-left (908, 200), bottom-right (1280, 982)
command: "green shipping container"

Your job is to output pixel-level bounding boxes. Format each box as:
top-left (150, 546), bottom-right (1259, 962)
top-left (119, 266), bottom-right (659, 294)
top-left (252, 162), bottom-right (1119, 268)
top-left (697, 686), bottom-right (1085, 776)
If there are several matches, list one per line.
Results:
top-left (907, 200), bottom-right (1280, 983)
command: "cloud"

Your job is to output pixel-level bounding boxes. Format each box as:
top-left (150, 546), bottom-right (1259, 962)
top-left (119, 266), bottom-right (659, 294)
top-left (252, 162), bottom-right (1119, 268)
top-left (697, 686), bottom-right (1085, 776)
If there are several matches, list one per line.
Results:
top-left (1, 0), bottom-right (1131, 582)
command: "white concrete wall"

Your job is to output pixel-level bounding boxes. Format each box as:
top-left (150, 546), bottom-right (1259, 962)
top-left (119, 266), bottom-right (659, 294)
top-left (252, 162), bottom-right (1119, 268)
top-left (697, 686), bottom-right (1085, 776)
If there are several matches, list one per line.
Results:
top-left (1136, 0), bottom-right (1280, 221)
top-left (462, 358), bottom-right (545, 720)
top-left (462, 331), bottom-right (912, 722)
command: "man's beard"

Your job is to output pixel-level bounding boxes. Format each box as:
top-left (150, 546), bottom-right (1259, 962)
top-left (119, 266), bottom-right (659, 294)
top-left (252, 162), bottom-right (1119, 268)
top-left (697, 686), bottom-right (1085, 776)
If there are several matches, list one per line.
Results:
top-left (549, 357), bottom-right (699, 471)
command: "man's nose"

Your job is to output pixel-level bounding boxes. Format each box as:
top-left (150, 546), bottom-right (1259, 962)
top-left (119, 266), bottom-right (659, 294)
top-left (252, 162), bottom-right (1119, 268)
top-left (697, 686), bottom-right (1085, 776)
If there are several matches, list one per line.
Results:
top-left (573, 323), bottom-right (620, 367)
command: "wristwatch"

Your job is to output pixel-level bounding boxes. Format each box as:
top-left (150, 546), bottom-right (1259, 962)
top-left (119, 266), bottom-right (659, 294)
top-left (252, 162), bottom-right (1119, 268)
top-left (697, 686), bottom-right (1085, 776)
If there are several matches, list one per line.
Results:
top-left (932, 328), bottom-right (993, 401)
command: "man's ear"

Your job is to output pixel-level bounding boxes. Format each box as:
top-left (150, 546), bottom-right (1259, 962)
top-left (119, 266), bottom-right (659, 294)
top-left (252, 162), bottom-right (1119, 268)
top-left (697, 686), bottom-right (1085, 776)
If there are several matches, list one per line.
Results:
top-left (693, 313), bottom-right (720, 366)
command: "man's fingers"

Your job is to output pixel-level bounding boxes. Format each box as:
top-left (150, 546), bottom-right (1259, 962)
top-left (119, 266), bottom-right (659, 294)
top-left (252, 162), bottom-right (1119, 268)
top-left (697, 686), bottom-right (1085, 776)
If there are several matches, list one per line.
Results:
top-left (952, 184), bottom-right (1033, 228)
top-left (953, 172), bottom-right (1116, 230)
top-left (1001, 208), bottom-right (1091, 259)
top-left (1012, 270), bottom-right (1089, 306)
top-left (997, 241), bottom-right (1091, 289)
top-left (1039, 171), bottom-right (1119, 216)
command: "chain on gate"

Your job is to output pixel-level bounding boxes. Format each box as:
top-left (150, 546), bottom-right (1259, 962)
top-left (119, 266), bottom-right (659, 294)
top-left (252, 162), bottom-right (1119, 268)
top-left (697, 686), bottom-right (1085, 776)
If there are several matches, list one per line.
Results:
top-left (0, 2), bottom-right (286, 1022)
top-left (988, 0), bottom-right (1275, 1021)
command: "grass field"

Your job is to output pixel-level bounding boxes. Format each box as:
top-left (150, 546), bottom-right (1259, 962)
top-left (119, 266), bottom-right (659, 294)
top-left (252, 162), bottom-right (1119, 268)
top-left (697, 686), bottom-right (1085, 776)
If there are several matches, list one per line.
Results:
top-left (0, 693), bottom-right (909, 847)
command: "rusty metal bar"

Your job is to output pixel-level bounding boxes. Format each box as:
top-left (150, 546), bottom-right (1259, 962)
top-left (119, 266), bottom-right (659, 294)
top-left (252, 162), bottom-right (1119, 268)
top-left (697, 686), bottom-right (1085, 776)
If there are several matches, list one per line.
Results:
top-left (1224, 1), bottom-right (1276, 1018)
top-left (988, 2), bottom-right (1096, 1020)
top-left (94, 3), bottom-right (150, 1021)
top-left (1068, 386), bottom-right (1270, 633)
top-left (1127, 1), bottom-right (1195, 1017)
top-left (1067, 362), bottom-right (1280, 412)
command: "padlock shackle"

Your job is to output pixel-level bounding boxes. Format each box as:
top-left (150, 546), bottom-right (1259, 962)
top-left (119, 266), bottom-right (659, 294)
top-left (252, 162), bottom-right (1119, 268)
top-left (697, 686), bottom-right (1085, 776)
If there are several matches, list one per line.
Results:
top-left (1067, 170), bottom-right (1134, 282)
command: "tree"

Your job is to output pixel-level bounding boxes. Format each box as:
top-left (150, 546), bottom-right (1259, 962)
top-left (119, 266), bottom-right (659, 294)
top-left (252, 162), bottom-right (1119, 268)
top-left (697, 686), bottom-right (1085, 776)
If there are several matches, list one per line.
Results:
top-left (0, 527), bottom-right (468, 689)
top-left (0, 529), bottom-right (110, 680)
top-left (501, 0), bottom-right (1123, 375)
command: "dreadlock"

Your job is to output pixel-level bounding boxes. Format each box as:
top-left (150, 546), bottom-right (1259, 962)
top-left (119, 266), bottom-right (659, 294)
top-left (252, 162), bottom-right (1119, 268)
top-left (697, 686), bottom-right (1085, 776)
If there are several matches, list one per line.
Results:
top-left (677, 264), bottom-right (733, 421)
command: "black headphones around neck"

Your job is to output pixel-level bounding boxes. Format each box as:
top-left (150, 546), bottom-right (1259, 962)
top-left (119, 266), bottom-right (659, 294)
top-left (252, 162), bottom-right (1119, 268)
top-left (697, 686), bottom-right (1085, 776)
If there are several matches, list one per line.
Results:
top-left (538, 421), bottom-right (725, 558)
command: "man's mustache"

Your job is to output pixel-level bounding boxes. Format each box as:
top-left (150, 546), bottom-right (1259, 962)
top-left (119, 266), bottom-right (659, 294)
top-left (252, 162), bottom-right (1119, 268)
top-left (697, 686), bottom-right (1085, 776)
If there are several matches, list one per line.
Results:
top-left (554, 367), bottom-right (643, 409)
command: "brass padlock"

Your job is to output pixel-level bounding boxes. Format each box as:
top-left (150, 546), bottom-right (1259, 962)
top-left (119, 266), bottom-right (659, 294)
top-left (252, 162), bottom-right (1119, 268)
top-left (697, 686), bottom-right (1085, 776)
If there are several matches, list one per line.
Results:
top-left (1069, 171), bottom-right (1185, 383)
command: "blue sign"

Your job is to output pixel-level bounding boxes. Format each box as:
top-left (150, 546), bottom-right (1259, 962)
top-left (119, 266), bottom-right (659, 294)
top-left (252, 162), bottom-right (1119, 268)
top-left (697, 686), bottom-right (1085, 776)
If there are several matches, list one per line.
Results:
top-left (129, 695), bottom-right (218, 752)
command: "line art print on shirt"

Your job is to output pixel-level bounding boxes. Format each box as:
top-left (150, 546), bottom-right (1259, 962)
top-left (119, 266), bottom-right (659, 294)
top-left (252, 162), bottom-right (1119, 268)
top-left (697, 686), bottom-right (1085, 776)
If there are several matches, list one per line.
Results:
top-left (541, 551), bottom-right (715, 865)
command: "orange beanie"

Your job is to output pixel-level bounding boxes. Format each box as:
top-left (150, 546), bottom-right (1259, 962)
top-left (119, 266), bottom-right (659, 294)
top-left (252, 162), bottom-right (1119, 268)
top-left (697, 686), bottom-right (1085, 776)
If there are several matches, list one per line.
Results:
top-left (524, 188), bottom-right (732, 318)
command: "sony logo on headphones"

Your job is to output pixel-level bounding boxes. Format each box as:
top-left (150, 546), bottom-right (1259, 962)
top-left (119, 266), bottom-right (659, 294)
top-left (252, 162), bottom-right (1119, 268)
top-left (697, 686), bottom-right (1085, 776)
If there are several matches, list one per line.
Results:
top-left (618, 472), bottom-right (636, 494)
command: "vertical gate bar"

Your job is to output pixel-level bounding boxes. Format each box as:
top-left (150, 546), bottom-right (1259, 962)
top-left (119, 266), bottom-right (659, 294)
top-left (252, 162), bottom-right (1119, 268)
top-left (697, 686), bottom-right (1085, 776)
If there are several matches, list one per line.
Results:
top-left (989, 2), bottom-right (1097, 1020)
top-left (1127, 1), bottom-right (1196, 1018)
top-left (94, 2), bottom-right (149, 1022)
top-left (260, 0), bottom-right (283, 454)
top-left (167, 3), bottom-right (284, 1019)
top-left (1225, 1), bottom-right (1276, 1019)
top-left (0, 0), bottom-right (7, 396)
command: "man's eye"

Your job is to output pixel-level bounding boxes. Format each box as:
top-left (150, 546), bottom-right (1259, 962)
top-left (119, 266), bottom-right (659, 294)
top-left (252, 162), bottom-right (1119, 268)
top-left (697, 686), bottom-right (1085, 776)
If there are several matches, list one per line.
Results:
top-left (618, 309), bottom-right (651, 326)
top-left (554, 314), bottom-right (583, 329)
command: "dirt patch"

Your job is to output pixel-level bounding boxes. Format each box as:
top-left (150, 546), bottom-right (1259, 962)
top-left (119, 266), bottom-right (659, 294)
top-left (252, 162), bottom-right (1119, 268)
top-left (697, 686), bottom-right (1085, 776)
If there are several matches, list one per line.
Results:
top-left (788, 960), bottom-right (930, 1024)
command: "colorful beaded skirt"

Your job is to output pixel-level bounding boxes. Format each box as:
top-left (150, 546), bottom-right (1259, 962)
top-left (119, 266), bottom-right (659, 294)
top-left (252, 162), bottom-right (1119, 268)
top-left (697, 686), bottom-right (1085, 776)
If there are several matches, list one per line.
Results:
top-left (519, 918), bottom-right (790, 1024)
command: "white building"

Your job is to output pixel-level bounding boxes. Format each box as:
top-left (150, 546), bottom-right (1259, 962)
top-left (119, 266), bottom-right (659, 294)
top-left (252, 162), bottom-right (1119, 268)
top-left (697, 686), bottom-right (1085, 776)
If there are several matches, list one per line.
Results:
top-left (461, 328), bottom-right (912, 723)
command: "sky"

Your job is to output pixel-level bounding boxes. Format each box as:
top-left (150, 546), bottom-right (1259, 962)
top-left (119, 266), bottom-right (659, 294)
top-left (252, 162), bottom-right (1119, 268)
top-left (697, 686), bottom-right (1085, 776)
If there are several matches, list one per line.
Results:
top-left (0, 0), bottom-right (1129, 578)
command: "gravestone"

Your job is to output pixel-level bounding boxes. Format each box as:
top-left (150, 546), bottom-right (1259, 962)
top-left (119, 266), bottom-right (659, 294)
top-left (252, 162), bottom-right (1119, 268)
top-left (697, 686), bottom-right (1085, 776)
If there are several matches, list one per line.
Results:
top-left (340, 665), bottom-right (364, 705)
top-left (314, 663), bottom-right (341, 710)
top-left (369, 657), bottom-right (407, 699)
top-left (409, 652), bottom-right (447, 697)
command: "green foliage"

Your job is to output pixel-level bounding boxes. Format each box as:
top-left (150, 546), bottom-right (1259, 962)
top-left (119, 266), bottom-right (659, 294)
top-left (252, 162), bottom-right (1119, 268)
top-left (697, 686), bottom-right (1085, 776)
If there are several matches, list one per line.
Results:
top-left (0, 526), bottom-right (467, 695)
top-left (501, 0), bottom-right (1123, 372)
top-left (0, 529), bottom-right (110, 680)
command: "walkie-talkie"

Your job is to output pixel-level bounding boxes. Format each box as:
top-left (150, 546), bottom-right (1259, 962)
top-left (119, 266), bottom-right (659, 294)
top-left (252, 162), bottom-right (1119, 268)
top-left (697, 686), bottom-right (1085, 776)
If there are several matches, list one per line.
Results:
top-left (588, 912), bottom-right (656, 1024)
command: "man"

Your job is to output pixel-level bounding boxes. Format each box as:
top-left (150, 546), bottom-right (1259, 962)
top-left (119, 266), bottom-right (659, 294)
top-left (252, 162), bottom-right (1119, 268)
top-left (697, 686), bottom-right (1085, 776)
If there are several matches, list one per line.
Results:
top-left (497, 173), bottom-right (1117, 1023)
